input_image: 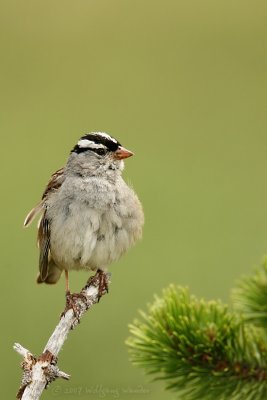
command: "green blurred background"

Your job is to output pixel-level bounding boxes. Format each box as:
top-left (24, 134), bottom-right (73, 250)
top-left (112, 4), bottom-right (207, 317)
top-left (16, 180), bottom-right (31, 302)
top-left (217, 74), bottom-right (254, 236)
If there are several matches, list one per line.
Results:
top-left (1, 0), bottom-right (267, 398)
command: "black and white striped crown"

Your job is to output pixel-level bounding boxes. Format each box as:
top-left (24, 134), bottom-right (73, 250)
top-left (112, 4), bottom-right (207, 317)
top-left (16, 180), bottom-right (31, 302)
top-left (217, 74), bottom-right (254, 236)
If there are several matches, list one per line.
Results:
top-left (72, 132), bottom-right (121, 155)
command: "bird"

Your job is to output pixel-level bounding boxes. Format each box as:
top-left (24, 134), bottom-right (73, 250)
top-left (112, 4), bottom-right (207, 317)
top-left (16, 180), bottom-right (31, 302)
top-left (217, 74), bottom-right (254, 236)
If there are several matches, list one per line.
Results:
top-left (24, 132), bottom-right (144, 308)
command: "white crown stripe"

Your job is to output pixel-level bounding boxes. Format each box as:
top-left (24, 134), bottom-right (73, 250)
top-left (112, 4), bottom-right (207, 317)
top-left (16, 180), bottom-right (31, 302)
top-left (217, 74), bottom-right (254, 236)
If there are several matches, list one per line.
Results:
top-left (78, 139), bottom-right (106, 149)
top-left (92, 132), bottom-right (118, 144)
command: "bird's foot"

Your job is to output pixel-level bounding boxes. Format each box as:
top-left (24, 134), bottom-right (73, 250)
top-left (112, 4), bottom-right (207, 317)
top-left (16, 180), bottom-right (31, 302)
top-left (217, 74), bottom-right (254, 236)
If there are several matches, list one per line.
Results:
top-left (61, 291), bottom-right (88, 321)
top-left (85, 269), bottom-right (109, 302)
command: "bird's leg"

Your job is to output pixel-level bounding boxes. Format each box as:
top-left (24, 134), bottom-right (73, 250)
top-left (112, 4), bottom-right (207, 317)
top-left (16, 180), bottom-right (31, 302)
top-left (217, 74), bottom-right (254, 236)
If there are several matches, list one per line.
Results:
top-left (86, 269), bottom-right (109, 302)
top-left (61, 270), bottom-right (88, 321)
top-left (65, 270), bottom-right (70, 293)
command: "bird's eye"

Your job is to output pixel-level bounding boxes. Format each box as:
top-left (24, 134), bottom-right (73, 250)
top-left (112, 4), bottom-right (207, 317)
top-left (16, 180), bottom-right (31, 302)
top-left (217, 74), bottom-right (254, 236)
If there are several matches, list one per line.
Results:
top-left (95, 148), bottom-right (107, 156)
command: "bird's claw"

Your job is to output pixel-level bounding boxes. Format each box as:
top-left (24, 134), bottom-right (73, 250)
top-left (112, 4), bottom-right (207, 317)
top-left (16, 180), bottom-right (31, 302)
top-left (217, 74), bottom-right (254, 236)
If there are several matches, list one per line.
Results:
top-left (86, 269), bottom-right (109, 302)
top-left (60, 291), bottom-right (88, 322)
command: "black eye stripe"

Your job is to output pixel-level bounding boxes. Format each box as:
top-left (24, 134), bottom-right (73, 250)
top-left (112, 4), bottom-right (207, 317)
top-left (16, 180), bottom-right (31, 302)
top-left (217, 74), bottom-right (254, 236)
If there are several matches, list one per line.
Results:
top-left (71, 132), bottom-right (121, 155)
top-left (93, 148), bottom-right (107, 156)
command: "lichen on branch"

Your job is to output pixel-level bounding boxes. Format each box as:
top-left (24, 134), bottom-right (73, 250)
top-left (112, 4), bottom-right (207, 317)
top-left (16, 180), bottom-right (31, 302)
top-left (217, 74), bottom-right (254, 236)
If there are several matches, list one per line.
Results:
top-left (14, 271), bottom-right (110, 400)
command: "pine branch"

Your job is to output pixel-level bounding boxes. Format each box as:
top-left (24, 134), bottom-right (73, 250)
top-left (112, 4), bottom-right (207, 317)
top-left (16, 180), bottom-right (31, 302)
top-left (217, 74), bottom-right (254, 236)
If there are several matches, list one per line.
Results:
top-left (233, 258), bottom-right (267, 329)
top-left (127, 284), bottom-right (267, 400)
top-left (14, 271), bottom-right (110, 400)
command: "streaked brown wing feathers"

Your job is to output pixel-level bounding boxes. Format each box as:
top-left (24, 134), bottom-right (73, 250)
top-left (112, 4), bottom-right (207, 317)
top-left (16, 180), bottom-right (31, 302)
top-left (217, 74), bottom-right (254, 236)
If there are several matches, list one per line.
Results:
top-left (37, 168), bottom-right (65, 281)
top-left (24, 167), bottom-right (65, 281)
top-left (42, 167), bottom-right (65, 200)
top-left (38, 216), bottom-right (51, 281)
top-left (24, 167), bottom-right (65, 227)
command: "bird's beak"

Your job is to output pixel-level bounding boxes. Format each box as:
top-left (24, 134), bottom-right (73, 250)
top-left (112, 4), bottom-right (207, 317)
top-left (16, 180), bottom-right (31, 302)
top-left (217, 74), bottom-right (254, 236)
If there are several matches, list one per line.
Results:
top-left (114, 146), bottom-right (134, 160)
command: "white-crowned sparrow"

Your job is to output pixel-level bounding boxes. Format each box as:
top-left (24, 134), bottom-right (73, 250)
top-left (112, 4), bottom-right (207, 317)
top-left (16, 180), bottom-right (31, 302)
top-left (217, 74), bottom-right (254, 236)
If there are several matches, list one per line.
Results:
top-left (24, 132), bottom-right (144, 298)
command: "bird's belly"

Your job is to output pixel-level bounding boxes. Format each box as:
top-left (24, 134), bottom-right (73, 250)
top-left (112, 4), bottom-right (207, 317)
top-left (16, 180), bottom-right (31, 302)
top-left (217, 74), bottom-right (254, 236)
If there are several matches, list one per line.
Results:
top-left (49, 204), bottom-right (140, 271)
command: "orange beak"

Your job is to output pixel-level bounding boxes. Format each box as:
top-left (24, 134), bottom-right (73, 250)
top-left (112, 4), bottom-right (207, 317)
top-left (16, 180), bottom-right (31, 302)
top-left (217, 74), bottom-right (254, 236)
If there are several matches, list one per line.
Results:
top-left (114, 146), bottom-right (134, 160)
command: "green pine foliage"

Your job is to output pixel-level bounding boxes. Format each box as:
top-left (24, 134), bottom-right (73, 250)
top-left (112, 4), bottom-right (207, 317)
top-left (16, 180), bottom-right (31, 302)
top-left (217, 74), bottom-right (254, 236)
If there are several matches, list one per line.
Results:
top-left (233, 260), bottom-right (267, 329)
top-left (127, 260), bottom-right (267, 400)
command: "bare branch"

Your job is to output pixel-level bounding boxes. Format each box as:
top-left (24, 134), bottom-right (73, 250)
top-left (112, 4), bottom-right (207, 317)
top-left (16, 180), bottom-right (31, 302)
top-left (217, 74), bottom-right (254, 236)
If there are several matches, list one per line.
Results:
top-left (14, 271), bottom-right (110, 400)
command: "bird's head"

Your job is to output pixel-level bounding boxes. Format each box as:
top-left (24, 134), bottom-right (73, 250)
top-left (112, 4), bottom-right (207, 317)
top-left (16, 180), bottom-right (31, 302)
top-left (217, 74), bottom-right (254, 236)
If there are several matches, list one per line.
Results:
top-left (69, 132), bottom-right (134, 176)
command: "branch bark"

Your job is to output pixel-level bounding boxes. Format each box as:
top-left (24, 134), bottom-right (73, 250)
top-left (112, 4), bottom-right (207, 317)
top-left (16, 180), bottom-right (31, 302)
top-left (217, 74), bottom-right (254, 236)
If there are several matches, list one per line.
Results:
top-left (14, 271), bottom-right (110, 400)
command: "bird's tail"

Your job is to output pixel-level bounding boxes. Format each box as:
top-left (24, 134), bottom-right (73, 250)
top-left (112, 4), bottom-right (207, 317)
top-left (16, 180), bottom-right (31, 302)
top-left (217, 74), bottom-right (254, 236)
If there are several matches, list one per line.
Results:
top-left (37, 260), bottom-right (62, 284)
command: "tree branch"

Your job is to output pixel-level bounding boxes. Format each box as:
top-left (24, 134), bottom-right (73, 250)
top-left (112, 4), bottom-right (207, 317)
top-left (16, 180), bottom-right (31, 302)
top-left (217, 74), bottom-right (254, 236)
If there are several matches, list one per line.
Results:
top-left (127, 283), bottom-right (267, 400)
top-left (14, 270), bottom-right (111, 400)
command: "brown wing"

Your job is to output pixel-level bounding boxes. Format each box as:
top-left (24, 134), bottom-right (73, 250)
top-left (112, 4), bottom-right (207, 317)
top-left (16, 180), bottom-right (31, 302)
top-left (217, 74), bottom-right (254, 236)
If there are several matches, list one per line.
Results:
top-left (37, 168), bottom-right (65, 280)
top-left (24, 167), bottom-right (65, 281)
top-left (41, 167), bottom-right (65, 200)
top-left (37, 216), bottom-right (51, 281)
top-left (24, 167), bottom-right (65, 227)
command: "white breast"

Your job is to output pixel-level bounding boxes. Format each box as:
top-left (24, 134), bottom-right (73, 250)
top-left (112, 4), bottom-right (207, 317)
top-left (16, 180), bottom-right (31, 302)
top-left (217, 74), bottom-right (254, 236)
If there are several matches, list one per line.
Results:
top-left (48, 176), bottom-right (143, 272)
